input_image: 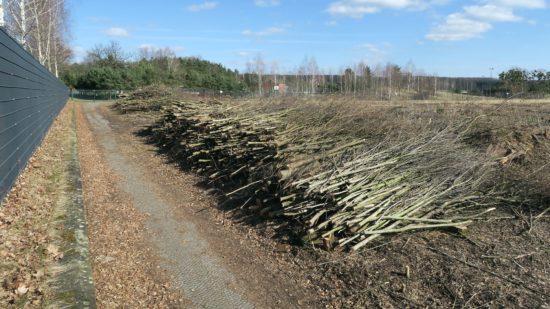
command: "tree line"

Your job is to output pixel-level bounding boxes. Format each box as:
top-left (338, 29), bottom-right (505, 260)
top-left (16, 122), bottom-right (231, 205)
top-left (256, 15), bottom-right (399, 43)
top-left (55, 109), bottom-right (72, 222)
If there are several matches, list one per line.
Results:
top-left (241, 55), bottom-right (499, 99)
top-left (1, 0), bottom-right (71, 77)
top-left (499, 68), bottom-right (550, 96)
top-left (61, 42), bottom-right (246, 94)
top-left (62, 46), bottom-right (501, 100)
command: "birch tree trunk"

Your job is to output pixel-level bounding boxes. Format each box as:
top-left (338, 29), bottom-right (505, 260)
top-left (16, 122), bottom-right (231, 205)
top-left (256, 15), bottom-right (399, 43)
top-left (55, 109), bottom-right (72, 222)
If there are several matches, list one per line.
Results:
top-left (4, 0), bottom-right (69, 73)
top-left (0, 3), bottom-right (5, 27)
top-left (20, 0), bottom-right (26, 45)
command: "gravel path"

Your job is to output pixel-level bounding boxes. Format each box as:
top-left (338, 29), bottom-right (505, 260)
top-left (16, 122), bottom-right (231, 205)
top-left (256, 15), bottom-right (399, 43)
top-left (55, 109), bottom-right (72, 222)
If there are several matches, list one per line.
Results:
top-left (82, 102), bottom-right (254, 309)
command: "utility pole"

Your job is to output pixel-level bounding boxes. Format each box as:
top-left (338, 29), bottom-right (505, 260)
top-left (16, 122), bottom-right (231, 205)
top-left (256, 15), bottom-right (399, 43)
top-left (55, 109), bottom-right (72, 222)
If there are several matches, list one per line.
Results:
top-left (353, 68), bottom-right (358, 98)
top-left (489, 67), bottom-right (494, 97)
top-left (434, 75), bottom-right (438, 97)
top-left (388, 67), bottom-right (392, 101)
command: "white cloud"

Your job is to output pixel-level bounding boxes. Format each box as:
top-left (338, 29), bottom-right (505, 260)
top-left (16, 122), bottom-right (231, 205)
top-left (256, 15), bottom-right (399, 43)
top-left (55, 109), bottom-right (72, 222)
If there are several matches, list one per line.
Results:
top-left (427, 0), bottom-right (545, 41)
top-left (493, 0), bottom-right (545, 8)
top-left (327, 0), bottom-right (447, 18)
top-left (359, 42), bottom-right (391, 53)
top-left (187, 1), bottom-right (219, 12)
top-left (358, 42), bottom-right (392, 63)
top-left (104, 27), bottom-right (129, 37)
top-left (325, 20), bottom-right (338, 26)
top-left (254, 0), bottom-right (280, 7)
top-left (463, 4), bottom-right (520, 22)
top-left (426, 13), bottom-right (492, 41)
top-left (242, 26), bottom-right (287, 37)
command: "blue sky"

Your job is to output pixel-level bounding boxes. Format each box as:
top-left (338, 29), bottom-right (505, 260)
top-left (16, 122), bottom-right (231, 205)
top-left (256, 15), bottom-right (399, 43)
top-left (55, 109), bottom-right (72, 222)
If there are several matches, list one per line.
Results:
top-left (69, 0), bottom-right (550, 77)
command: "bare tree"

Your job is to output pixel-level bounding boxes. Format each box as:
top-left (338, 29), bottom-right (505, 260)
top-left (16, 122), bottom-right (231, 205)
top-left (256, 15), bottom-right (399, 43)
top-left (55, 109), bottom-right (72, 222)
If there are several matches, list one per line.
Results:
top-left (0, 2), bottom-right (5, 27)
top-left (404, 60), bottom-right (415, 94)
top-left (307, 57), bottom-right (319, 94)
top-left (5, 0), bottom-right (29, 45)
top-left (139, 46), bottom-right (179, 74)
top-left (253, 53), bottom-right (265, 96)
top-left (270, 61), bottom-right (279, 84)
top-left (85, 41), bottom-right (127, 68)
top-left (4, 0), bottom-right (70, 75)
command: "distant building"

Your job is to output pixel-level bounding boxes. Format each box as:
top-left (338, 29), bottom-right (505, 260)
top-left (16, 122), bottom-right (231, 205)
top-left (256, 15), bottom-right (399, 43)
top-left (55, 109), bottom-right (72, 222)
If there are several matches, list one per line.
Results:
top-left (274, 83), bottom-right (287, 94)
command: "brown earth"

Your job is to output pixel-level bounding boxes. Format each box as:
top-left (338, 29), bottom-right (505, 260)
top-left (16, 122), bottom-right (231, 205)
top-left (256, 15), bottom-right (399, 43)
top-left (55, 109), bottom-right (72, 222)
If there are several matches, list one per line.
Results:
top-left (75, 101), bottom-right (192, 308)
top-left (3, 99), bottom-right (549, 308)
top-left (77, 101), bottom-right (320, 308)
top-left (104, 99), bottom-right (549, 308)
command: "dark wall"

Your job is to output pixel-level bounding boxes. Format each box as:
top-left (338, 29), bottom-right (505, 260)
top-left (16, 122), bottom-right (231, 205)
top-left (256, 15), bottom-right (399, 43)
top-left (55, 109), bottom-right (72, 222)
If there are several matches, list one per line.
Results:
top-left (0, 27), bottom-right (68, 203)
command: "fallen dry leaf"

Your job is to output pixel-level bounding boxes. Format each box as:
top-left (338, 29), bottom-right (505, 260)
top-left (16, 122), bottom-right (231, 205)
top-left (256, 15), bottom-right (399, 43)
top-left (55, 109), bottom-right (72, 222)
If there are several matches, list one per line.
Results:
top-left (16, 285), bottom-right (29, 296)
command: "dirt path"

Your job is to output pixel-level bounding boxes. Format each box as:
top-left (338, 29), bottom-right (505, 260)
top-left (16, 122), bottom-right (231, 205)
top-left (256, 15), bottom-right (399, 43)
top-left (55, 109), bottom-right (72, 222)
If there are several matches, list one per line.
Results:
top-left (77, 101), bottom-right (314, 308)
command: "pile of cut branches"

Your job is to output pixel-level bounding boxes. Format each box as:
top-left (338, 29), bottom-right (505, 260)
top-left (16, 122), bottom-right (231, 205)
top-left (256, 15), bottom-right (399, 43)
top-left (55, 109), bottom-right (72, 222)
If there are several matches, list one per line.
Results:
top-left (150, 99), bottom-right (496, 250)
top-left (113, 85), bottom-right (177, 113)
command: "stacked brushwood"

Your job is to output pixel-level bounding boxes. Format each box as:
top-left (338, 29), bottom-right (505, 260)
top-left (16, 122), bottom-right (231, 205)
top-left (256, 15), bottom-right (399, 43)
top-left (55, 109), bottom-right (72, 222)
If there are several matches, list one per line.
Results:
top-left (151, 100), bottom-right (495, 250)
top-left (113, 85), bottom-right (177, 113)
top-left (151, 100), bottom-right (286, 211)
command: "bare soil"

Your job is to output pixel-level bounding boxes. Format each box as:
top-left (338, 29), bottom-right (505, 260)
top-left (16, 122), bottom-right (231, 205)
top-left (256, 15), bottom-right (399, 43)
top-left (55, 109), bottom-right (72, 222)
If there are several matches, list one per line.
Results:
top-left (3, 97), bottom-right (549, 308)
top-left (99, 106), bottom-right (320, 308)
top-left (78, 101), bottom-right (320, 308)
top-left (76, 102), bottom-right (191, 308)
top-left (108, 99), bottom-right (550, 308)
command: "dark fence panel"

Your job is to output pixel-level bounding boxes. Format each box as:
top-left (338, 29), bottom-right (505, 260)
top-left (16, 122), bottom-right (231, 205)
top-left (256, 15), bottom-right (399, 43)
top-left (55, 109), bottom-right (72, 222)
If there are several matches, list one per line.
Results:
top-left (0, 27), bottom-right (69, 203)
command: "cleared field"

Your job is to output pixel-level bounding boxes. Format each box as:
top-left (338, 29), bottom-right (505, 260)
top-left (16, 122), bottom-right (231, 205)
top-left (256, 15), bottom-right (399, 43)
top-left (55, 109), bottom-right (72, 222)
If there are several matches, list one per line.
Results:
top-left (113, 89), bottom-right (550, 307)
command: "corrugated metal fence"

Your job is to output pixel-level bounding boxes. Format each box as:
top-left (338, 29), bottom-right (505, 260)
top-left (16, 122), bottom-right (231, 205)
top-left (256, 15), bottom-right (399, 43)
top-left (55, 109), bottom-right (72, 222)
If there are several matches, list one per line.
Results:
top-left (0, 27), bottom-right (69, 203)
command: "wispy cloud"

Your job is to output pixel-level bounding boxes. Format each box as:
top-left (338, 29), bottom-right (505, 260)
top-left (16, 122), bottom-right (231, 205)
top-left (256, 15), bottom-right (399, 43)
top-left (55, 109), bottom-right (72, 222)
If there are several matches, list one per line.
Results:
top-left (327, 0), bottom-right (448, 18)
top-left (71, 46), bottom-right (87, 62)
top-left (427, 0), bottom-right (545, 41)
top-left (254, 0), bottom-right (281, 7)
top-left (88, 16), bottom-right (111, 23)
top-left (357, 42), bottom-right (392, 63)
top-left (139, 44), bottom-right (185, 53)
top-left (187, 1), bottom-right (219, 12)
top-left (242, 25), bottom-right (288, 38)
top-left (494, 0), bottom-right (545, 9)
top-left (359, 42), bottom-right (390, 54)
top-left (104, 27), bottom-right (130, 37)
top-left (463, 5), bottom-right (521, 22)
top-left (427, 14), bottom-right (493, 41)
